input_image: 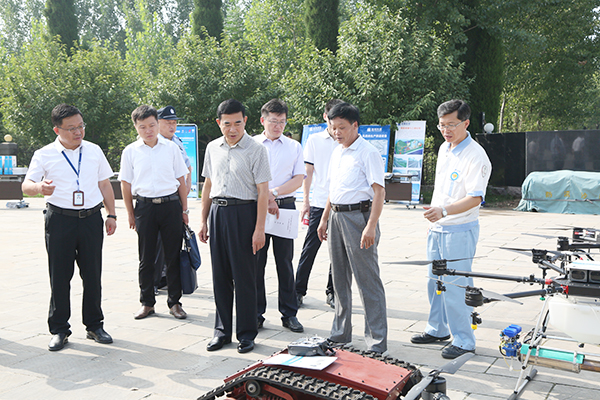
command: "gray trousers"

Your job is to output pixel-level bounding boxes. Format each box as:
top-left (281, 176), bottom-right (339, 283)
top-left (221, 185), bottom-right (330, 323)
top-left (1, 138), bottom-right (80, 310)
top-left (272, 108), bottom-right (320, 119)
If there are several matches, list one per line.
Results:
top-left (328, 209), bottom-right (388, 352)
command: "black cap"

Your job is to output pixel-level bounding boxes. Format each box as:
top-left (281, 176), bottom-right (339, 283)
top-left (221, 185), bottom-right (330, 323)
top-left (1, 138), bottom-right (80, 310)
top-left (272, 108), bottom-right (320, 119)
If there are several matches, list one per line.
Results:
top-left (157, 106), bottom-right (181, 120)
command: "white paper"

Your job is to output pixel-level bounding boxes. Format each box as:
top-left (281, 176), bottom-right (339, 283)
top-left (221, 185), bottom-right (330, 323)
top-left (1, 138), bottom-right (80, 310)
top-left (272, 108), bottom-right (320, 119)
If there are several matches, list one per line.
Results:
top-left (263, 354), bottom-right (337, 370)
top-left (265, 209), bottom-right (300, 239)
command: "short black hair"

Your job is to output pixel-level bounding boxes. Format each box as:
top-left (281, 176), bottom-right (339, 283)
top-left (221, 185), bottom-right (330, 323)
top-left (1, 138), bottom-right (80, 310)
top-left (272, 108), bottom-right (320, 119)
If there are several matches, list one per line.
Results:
top-left (261, 98), bottom-right (288, 118)
top-left (51, 104), bottom-right (82, 127)
top-left (327, 102), bottom-right (360, 125)
top-left (132, 105), bottom-right (158, 124)
top-left (324, 99), bottom-right (344, 114)
top-left (437, 99), bottom-right (471, 121)
top-left (217, 99), bottom-right (246, 119)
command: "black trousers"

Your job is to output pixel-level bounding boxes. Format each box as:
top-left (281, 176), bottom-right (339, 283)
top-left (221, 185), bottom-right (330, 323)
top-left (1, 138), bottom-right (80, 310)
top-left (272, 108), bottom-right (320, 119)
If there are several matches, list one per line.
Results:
top-left (256, 202), bottom-right (298, 321)
top-left (209, 202), bottom-right (258, 341)
top-left (295, 206), bottom-right (334, 297)
top-left (135, 199), bottom-right (183, 308)
top-left (44, 205), bottom-right (104, 334)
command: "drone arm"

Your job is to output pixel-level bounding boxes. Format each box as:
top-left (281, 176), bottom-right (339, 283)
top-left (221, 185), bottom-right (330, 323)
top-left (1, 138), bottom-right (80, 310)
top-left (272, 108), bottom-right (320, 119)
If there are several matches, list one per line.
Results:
top-left (441, 268), bottom-right (544, 284)
top-left (482, 286), bottom-right (563, 303)
top-left (539, 260), bottom-right (565, 275)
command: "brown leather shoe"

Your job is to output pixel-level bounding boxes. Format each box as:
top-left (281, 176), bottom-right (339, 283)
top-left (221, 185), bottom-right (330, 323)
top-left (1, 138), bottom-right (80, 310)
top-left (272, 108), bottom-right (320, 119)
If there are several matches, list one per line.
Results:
top-left (169, 304), bottom-right (187, 319)
top-left (134, 306), bottom-right (155, 319)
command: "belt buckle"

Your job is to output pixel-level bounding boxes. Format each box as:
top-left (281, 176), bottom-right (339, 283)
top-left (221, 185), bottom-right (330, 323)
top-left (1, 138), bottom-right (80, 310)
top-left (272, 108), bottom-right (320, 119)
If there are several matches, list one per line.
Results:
top-left (217, 199), bottom-right (228, 206)
top-left (78, 209), bottom-right (88, 218)
top-left (152, 198), bottom-right (162, 204)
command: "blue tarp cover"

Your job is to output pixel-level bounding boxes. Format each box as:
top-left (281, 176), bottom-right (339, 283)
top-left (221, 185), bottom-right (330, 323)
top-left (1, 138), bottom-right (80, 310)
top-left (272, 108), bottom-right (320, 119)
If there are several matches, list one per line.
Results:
top-left (516, 170), bottom-right (600, 214)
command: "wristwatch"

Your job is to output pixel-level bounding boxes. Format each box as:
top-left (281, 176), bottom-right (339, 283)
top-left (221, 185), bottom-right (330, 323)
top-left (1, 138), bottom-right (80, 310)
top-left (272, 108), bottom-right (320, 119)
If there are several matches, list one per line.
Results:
top-left (182, 209), bottom-right (190, 215)
top-left (441, 207), bottom-right (448, 218)
top-left (271, 189), bottom-right (279, 197)
top-left (107, 214), bottom-right (117, 220)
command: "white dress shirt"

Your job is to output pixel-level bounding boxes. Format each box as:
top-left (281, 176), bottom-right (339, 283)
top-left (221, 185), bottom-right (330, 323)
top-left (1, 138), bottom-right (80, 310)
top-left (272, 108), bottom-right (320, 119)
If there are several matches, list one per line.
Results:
top-left (25, 138), bottom-right (113, 209)
top-left (328, 136), bottom-right (385, 205)
top-left (430, 133), bottom-right (492, 232)
top-left (304, 129), bottom-right (338, 208)
top-left (119, 136), bottom-right (188, 197)
top-left (254, 133), bottom-right (305, 197)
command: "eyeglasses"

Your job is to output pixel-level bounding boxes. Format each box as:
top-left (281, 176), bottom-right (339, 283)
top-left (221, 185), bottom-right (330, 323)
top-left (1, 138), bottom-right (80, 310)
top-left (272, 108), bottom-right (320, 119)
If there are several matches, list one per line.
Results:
top-left (437, 121), bottom-right (465, 131)
top-left (57, 123), bottom-right (86, 134)
top-left (266, 119), bottom-right (287, 126)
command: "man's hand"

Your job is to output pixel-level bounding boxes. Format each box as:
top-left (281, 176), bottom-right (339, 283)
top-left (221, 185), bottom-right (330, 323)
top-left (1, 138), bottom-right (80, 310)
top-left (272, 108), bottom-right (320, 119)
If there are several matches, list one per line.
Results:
top-left (198, 222), bottom-right (209, 243)
top-left (105, 218), bottom-right (117, 235)
top-left (39, 179), bottom-right (56, 196)
top-left (252, 229), bottom-right (265, 254)
top-left (360, 225), bottom-right (376, 249)
top-left (128, 212), bottom-right (136, 231)
top-left (317, 219), bottom-right (328, 242)
top-left (183, 213), bottom-right (189, 225)
top-left (268, 198), bottom-right (280, 218)
top-left (423, 206), bottom-right (444, 223)
top-left (300, 201), bottom-right (310, 221)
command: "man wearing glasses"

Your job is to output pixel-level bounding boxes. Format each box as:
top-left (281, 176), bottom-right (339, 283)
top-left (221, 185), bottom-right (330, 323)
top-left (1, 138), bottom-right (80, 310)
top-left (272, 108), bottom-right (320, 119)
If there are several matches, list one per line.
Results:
top-left (23, 104), bottom-right (117, 351)
top-left (254, 99), bottom-right (306, 333)
top-left (411, 99), bottom-right (491, 359)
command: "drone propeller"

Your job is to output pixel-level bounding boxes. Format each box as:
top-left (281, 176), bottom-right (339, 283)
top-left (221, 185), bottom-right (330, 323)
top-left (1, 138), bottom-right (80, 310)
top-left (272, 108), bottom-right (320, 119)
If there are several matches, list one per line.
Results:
top-left (539, 225), bottom-right (599, 233)
top-left (386, 256), bottom-right (484, 265)
top-left (521, 232), bottom-right (557, 240)
top-left (499, 246), bottom-right (563, 257)
top-left (430, 278), bottom-right (523, 305)
top-left (404, 353), bottom-right (474, 400)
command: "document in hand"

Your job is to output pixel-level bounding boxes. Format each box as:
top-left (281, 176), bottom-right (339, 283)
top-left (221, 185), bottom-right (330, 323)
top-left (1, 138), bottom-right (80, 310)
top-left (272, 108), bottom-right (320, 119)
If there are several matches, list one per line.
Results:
top-left (265, 209), bottom-right (300, 239)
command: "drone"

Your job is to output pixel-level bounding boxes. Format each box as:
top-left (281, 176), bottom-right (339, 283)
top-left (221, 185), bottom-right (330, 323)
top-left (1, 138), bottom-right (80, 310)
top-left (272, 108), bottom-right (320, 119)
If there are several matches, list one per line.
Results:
top-left (391, 227), bottom-right (600, 400)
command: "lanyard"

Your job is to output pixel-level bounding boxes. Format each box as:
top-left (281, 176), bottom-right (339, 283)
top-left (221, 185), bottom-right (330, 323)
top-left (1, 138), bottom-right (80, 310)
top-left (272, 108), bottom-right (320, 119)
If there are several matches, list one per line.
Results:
top-left (62, 147), bottom-right (82, 191)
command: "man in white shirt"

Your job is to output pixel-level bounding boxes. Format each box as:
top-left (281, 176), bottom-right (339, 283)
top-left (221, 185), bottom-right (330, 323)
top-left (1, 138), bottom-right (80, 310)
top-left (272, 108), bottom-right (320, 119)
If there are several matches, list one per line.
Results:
top-left (411, 99), bottom-right (492, 359)
top-left (254, 99), bottom-right (306, 333)
top-left (23, 104), bottom-right (117, 351)
top-left (295, 99), bottom-right (343, 309)
top-left (317, 102), bottom-right (388, 354)
top-left (119, 105), bottom-right (189, 321)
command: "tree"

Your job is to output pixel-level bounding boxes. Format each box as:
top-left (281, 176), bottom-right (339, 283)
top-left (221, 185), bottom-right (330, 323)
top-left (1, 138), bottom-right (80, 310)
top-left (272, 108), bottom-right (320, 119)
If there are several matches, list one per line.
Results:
top-left (304, 0), bottom-right (339, 54)
top-left (0, 0), bottom-right (45, 54)
top-left (1, 23), bottom-right (139, 169)
top-left (192, 0), bottom-right (223, 39)
top-left (44, 0), bottom-right (79, 53)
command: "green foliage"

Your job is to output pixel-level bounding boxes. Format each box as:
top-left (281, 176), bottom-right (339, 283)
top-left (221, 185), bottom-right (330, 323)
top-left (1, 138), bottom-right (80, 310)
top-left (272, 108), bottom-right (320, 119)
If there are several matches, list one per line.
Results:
top-left (284, 5), bottom-right (467, 139)
top-left (0, 24), bottom-right (139, 169)
top-left (192, 0), bottom-right (223, 39)
top-left (304, 0), bottom-right (339, 54)
top-left (0, 0), bottom-right (45, 54)
top-left (44, 0), bottom-right (79, 53)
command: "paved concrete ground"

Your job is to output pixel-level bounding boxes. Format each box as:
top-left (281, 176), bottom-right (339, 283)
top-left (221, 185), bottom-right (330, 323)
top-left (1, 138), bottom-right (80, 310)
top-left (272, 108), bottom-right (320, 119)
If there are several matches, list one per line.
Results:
top-left (1, 197), bottom-right (600, 400)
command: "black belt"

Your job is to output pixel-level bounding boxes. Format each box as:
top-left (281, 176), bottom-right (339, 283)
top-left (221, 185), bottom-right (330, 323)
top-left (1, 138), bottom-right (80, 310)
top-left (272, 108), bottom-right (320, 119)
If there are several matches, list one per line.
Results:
top-left (331, 200), bottom-right (372, 213)
top-left (275, 197), bottom-right (296, 206)
top-left (212, 197), bottom-right (256, 206)
top-left (135, 193), bottom-right (180, 204)
top-left (47, 203), bottom-right (103, 218)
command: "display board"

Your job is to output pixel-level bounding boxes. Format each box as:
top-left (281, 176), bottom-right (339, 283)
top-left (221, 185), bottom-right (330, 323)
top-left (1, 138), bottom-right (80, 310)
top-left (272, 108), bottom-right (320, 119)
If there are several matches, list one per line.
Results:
top-left (175, 124), bottom-right (199, 198)
top-left (393, 121), bottom-right (426, 203)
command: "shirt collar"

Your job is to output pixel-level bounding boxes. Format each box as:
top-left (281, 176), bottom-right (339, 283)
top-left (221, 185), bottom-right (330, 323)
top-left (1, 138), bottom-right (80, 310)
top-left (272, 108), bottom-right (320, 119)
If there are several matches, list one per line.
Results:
top-left (53, 137), bottom-right (84, 153)
top-left (450, 132), bottom-right (472, 155)
top-left (344, 135), bottom-right (363, 151)
top-left (258, 131), bottom-right (284, 144)
top-left (318, 129), bottom-right (335, 141)
top-left (134, 135), bottom-right (168, 148)
top-left (219, 131), bottom-right (251, 149)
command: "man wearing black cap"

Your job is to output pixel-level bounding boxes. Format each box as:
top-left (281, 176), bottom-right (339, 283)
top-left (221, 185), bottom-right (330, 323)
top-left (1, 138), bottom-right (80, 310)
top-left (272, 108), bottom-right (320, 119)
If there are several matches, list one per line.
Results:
top-left (153, 106), bottom-right (193, 293)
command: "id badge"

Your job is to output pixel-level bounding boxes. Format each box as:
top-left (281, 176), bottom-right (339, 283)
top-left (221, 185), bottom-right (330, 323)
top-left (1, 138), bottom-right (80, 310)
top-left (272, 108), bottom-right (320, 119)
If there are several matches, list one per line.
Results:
top-left (73, 190), bottom-right (84, 207)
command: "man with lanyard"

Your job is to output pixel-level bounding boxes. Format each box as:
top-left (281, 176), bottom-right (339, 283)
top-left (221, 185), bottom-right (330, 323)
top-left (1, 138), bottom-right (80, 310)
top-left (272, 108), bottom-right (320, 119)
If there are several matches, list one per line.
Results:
top-left (120, 105), bottom-right (189, 321)
top-left (254, 99), bottom-right (305, 333)
top-left (317, 102), bottom-right (388, 354)
top-left (411, 99), bottom-right (491, 359)
top-left (295, 99), bottom-right (343, 309)
top-left (23, 104), bottom-right (117, 351)
top-left (199, 99), bottom-right (271, 354)
top-left (152, 106), bottom-right (192, 294)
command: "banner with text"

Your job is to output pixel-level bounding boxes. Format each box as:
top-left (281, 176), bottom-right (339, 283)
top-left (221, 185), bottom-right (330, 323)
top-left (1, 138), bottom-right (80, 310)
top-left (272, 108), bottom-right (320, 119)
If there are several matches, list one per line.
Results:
top-left (358, 125), bottom-right (391, 170)
top-left (176, 124), bottom-right (199, 198)
top-left (394, 121), bottom-right (426, 203)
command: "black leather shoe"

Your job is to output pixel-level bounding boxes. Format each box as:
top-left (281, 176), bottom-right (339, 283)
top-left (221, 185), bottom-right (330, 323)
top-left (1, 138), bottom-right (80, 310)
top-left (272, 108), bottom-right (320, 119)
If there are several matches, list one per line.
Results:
top-left (282, 316), bottom-right (304, 333)
top-left (410, 332), bottom-right (451, 344)
top-left (207, 336), bottom-right (231, 351)
top-left (442, 345), bottom-right (475, 359)
top-left (296, 293), bottom-right (303, 307)
top-left (237, 339), bottom-right (254, 353)
top-left (257, 317), bottom-right (264, 329)
top-left (86, 328), bottom-right (113, 344)
top-left (48, 332), bottom-right (70, 351)
top-left (326, 293), bottom-right (335, 309)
